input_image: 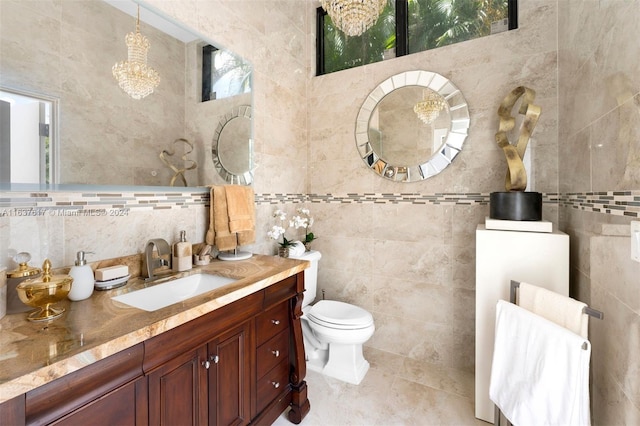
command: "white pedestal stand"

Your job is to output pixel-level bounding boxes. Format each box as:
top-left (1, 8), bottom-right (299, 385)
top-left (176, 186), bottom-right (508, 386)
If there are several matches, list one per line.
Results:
top-left (475, 224), bottom-right (569, 423)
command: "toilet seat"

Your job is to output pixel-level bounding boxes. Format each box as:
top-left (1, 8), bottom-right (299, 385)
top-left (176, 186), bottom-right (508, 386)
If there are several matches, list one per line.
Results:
top-left (308, 300), bottom-right (374, 330)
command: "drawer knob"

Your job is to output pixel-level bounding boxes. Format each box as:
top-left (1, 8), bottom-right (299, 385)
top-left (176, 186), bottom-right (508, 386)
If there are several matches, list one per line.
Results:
top-left (272, 350), bottom-right (280, 357)
top-left (271, 381), bottom-right (280, 389)
top-left (271, 319), bottom-right (281, 325)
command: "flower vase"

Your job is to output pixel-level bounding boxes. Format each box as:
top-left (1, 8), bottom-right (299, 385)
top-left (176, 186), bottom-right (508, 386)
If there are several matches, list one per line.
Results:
top-left (304, 242), bottom-right (311, 252)
top-left (278, 247), bottom-right (289, 258)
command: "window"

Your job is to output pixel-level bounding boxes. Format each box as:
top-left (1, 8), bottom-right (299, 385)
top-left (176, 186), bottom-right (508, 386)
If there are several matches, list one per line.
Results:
top-left (0, 88), bottom-right (54, 185)
top-left (317, 0), bottom-right (517, 76)
top-left (202, 45), bottom-right (252, 102)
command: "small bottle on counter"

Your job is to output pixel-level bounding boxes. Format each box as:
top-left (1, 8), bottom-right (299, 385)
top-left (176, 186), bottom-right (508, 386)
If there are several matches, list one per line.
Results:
top-left (68, 251), bottom-right (95, 301)
top-left (173, 230), bottom-right (193, 272)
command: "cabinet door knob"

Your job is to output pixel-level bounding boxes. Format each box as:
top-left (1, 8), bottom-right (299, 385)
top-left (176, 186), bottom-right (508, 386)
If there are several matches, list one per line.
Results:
top-left (271, 319), bottom-right (280, 325)
top-left (202, 360), bottom-right (210, 369)
top-left (272, 350), bottom-right (280, 357)
top-left (210, 355), bottom-right (219, 364)
top-left (271, 381), bottom-right (280, 389)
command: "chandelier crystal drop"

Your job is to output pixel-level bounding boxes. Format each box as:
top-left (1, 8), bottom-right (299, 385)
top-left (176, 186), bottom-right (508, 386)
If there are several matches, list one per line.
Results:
top-left (321, 0), bottom-right (388, 37)
top-left (414, 90), bottom-right (447, 125)
top-left (112, 6), bottom-right (160, 100)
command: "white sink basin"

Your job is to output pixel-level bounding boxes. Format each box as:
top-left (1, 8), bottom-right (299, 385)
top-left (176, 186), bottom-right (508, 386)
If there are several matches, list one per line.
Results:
top-left (111, 273), bottom-right (235, 312)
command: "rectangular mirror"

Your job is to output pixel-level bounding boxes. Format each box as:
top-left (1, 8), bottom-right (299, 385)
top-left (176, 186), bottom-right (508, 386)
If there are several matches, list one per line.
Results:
top-left (0, 0), bottom-right (252, 190)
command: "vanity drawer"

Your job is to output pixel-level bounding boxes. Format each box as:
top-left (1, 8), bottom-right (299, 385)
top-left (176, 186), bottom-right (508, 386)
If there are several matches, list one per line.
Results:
top-left (256, 357), bottom-right (290, 414)
top-left (256, 302), bottom-right (289, 346)
top-left (257, 329), bottom-right (289, 378)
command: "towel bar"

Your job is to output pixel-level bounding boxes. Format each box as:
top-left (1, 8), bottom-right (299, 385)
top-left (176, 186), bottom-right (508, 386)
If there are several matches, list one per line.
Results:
top-left (510, 280), bottom-right (604, 319)
top-left (494, 281), bottom-right (599, 425)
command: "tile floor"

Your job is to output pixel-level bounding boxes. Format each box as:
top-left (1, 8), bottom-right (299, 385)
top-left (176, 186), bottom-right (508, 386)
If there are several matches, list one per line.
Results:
top-left (273, 347), bottom-right (487, 426)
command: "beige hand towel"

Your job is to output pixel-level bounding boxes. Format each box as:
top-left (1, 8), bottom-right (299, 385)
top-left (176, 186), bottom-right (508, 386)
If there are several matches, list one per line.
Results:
top-left (519, 282), bottom-right (589, 339)
top-left (212, 185), bottom-right (237, 251)
top-left (225, 185), bottom-right (255, 233)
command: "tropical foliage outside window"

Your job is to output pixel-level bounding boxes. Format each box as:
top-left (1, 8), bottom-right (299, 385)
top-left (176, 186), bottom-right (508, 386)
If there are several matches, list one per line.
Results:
top-left (318, 0), bottom-right (515, 76)
top-left (202, 45), bottom-right (252, 102)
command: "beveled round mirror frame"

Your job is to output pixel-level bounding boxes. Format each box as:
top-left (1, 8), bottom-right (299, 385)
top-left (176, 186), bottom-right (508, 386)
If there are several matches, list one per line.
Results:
top-left (211, 105), bottom-right (253, 185)
top-left (355, 70), bottom-right (470, 182)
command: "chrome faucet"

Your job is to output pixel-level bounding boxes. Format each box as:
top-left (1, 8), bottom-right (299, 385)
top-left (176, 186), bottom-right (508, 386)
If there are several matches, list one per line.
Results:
top-left (143, 238), bottom-right (172, 281)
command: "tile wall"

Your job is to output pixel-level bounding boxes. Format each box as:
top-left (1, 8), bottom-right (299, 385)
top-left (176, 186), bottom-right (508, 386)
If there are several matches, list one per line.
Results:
top-left (558, 0), bottom-right (640, 422)
top-left (305, 0), bottom-right (559, 373)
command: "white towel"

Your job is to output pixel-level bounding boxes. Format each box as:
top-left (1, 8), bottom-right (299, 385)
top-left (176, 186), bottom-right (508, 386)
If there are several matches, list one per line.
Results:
top-left (490, 300), bottom-right (591, 426)
top-left (519, 282), bottom-right (589, 339)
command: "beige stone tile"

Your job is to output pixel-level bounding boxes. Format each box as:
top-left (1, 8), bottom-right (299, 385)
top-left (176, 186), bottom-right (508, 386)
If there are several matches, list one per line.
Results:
top-left (559, 127), bottom-right (592, 193)
top-left (450, 243), bottom-right (476, 291)
top-left (6, 215), bottom-right (65, 269)
top-left (313, 236), bottom-right (374, 276)
top-left (373, 239), bottom-right (451, 284)
top-left (373, 276), bottom-right (453, 325)
top-left (372, 203), bottom-right (445, 243)
top-left (591, 235), bottom-right (640, 312)
top-left (397, 357), bottom-right (475, 399)
top-left (310, 202), bottom-right (374, 241)
top-left (317, 266), bottom-right (374, 313)
top-left (368, 312), bottom-right (452, 366)
top-left (592, 368), bottom-right (640, 426)
top-left (403, 379), bottom-right (483, 426)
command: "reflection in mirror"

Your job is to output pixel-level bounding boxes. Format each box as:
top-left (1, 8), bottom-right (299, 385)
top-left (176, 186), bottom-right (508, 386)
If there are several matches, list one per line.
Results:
top-left (202, 45), bottom-right (252, 102)
top-left (0, 88), bottom-right (55, 185)
top-left (369, 87), bottom-right (450, 166)
top-left (356, 70), bottom-right (469, 182)
top-left (211, 106), bottom-right (253, 185)
top-left (0, 0), bottom-right (252, 190)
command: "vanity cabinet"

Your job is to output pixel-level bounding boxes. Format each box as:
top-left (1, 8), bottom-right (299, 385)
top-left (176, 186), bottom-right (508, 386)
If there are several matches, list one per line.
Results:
top-left (5, 271), bottom-right (309, 426)
top-left (25, 343), bottom-right (147, 426)
top-left (0, 395), bottom-right (25, 426)
top-left (255, 302), bottom-right (291, 415)
top-left (147, 321), bottom-right (251, 426)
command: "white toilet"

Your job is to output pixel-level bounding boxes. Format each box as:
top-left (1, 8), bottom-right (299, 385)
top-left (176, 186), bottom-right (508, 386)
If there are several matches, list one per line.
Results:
top-left (289, 250), bottom-right (375, 385)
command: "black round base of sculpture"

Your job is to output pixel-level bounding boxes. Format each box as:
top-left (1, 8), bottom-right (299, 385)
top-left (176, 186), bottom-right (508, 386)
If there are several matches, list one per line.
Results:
top-left (490, 192), bottom-right (542, 221)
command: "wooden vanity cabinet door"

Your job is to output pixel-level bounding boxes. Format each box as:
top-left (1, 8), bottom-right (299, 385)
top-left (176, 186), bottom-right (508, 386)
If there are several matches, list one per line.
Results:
top-left (25, 343), bottom-right (145, 426)
top-left (207, 321), bottom-right (251, 426)
top-left (147, 345), bottom-right (209, 426)
top-left (51, 377), bottom-right (147, 426)
top-left (0, 394), bottom-right (25, 426)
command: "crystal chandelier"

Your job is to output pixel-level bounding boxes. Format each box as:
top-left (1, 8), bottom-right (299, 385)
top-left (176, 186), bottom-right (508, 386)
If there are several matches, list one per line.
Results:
top-left (112, 6), bottom-right (160, 100)
top-left (321, 0), bottom-right (388, 37)
top-left (414, 90), bottom-right (447, 125)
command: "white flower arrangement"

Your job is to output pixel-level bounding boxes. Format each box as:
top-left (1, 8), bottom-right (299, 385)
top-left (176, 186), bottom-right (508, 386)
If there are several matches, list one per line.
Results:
top-left (267, 209), bottom-right (294, 247)
top-left (292, 208), bottom-right (316, 244)
top-left (267, 208), bottom-right (317, 248)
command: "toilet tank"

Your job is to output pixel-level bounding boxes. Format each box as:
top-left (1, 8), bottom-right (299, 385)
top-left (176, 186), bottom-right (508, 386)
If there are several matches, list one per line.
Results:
top-left (289, 250), bottom-right (321, 308)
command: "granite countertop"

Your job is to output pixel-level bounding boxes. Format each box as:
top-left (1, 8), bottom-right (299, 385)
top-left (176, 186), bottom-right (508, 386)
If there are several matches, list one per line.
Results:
top-left (0, 254), bottom-right (307, 403)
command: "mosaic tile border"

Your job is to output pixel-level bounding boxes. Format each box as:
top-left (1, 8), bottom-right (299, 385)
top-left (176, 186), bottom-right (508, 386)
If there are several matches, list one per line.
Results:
top-left (0, 190), bottom-right (209, 216)
top-left (559, 192), bottom-right (640, 218)
top-left (1, 190), bottom-right (639, 218)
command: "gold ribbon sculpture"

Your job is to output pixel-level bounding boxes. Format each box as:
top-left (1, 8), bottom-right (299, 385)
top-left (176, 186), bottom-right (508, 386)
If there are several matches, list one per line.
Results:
top-left (495, 86), bottom-right (541, 191)
top-left (159, 138), bottom-right (198, 186)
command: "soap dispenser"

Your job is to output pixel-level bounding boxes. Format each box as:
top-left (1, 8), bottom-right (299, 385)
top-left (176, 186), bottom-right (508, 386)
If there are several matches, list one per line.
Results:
top-left (68, 251), bottom-right (95, 301)
top-left (173, 231), bottom-right (193, 272)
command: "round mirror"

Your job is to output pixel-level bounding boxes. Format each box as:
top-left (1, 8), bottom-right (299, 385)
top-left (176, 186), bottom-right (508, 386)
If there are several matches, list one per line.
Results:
top-left (355, 71), bottom-right (470, 182)
top-left (211, 105), bottom-right (253, 185)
